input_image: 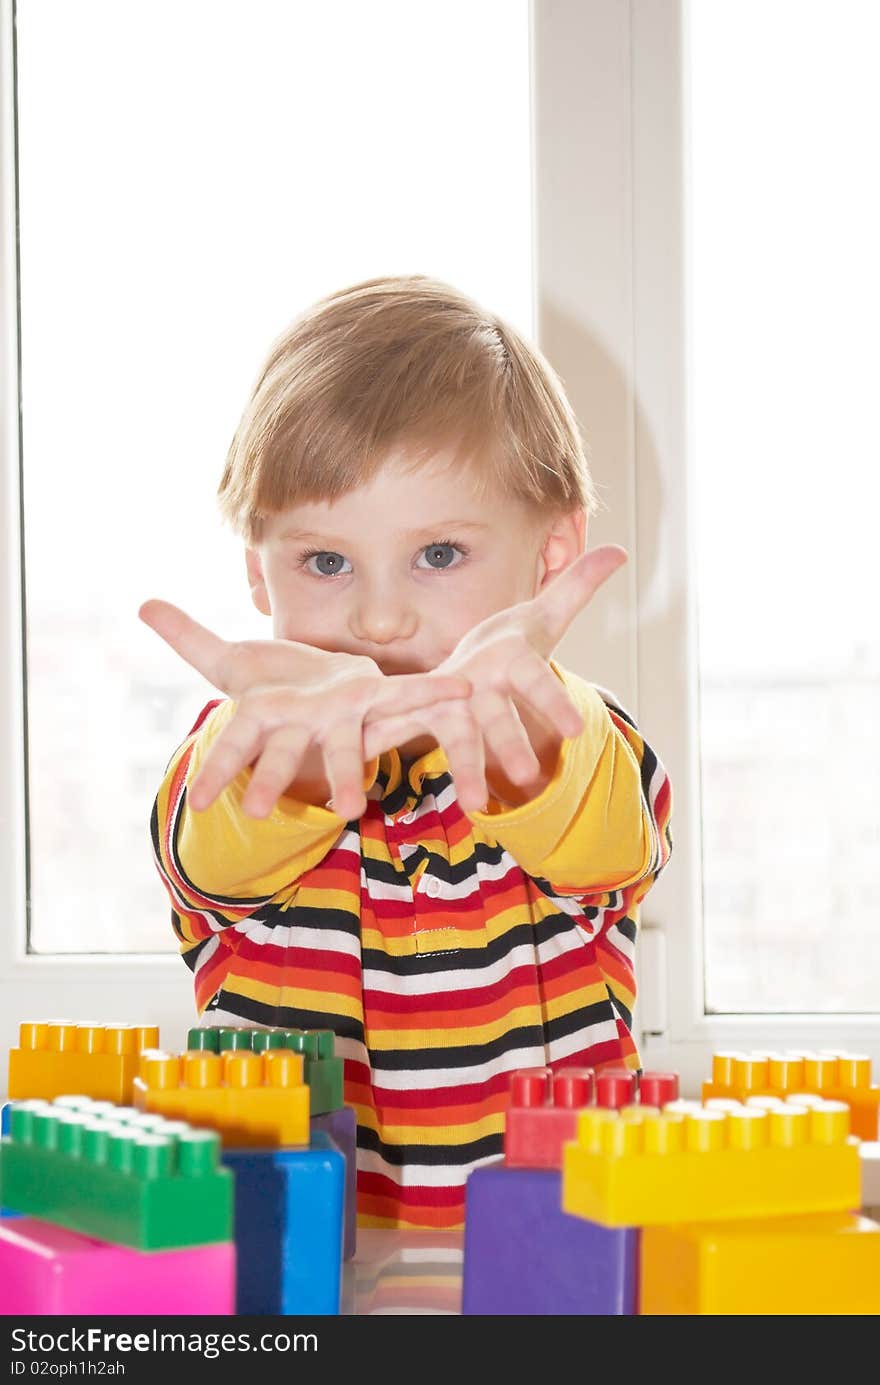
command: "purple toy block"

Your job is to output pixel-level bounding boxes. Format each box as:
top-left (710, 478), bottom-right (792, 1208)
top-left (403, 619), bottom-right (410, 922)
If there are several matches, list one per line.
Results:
top-left (0, 1216), bottom-right (235, 1315)
top-left (462, 1163), bottom-right (638, 1315)
top-left (311, 1104), bottom-right (357, 1260)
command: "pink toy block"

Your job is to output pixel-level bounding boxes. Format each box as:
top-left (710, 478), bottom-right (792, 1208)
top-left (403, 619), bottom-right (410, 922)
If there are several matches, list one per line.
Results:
top-left (0, 1217), bottom-right (235, 1315)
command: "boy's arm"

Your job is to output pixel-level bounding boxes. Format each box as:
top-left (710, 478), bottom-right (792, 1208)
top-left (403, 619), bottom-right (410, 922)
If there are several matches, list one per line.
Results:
top-left (468, 670), bottom-right (673, 896)
top-left (151, 699), bottom-right (377, 940)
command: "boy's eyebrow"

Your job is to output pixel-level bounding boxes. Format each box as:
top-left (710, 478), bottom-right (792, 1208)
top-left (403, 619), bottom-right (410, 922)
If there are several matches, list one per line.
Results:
top-left (277, 521), bottom-right (492, 543)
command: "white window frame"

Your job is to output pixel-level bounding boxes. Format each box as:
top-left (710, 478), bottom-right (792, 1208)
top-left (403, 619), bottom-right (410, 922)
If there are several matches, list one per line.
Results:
top-left (2, 0), bottom-right (877, 1097)
top-left (0, 0), bottom-right (192, 1071)
top-left (532, 0), bottom-right (880, 1092)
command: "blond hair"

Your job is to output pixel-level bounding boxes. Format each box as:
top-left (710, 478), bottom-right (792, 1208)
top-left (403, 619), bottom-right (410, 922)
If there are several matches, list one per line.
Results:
top-left (218, 274), bottom-right (598, 542)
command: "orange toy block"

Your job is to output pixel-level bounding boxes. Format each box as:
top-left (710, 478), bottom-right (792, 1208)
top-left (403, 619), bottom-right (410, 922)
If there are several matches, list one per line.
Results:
top-left (8, 1021), bottom-right (160, 1104)
top-left (132, 1047), bottom-right (309, 1147)
top-left (562, 1098), bottom-right (860, 1228)
top-left (640, 1211), bottom-right (880, 1314)
top-left (702, 1049), bottom-right (880, 1140)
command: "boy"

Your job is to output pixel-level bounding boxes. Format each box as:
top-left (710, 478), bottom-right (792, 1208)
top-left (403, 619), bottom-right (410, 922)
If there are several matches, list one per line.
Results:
top-left (142, 274), bottom-right (673, 1230)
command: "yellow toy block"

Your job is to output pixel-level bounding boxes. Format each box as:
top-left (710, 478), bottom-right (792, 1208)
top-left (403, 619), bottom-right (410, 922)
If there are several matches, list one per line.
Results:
top-left (702, 1049), bottom-right (880, 1139)
top-left (640, 1212), bottom-right (880, 1314)
top-left (561, 1099), bottom-right (860, 1227)
top-left (131, 1047), bottom-right (309, 1147)
top-left (860, 1141), bottom-right (880, 1216)
top-left (8, 1021), bottom-right (160, 1104)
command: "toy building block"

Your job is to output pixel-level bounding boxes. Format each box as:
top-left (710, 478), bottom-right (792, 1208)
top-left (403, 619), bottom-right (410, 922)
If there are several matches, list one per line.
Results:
top-left (0, 1097), bottom-right (233, 1250)
top-left (0, 1216), bottom-right (235, 1315)
top-left (562, 1097), bottom-right (860, 1227)
top-left (503, 1067), bottom-right (595, 1168)
top-left (861, 1141), bottom-right (880, 1217)
top-left (188, 1025), bottom-right (344, 1117)
top-left (461, 1065), bottom-right (639, 1315)
top-left (640, 1211), bottom-right (880, 1315)
top-left (633, 1071), bottom-right (680, 1106)
top-left (504, 1066), bottom-right (680, 1169)
top-left (702, 1049), bottom-right (880, 1140)
top-left (311, 1104), bottom-right (358, 1261)
top-left (462, 1162), bottom-right (637, 1315)
top-left (222, 1132), bottom-right (344, 1315)
top-left (132, 1046), bottom-right (309, 1147)
top-left (0, 1105), bottom-right (19, 1220)
top-left (594, 1066), bottom-right (639, 1108)
top-left (593, 1067), bottom-right (680, 1109)
top-left (8, 1021), bottom-right (160, 1105)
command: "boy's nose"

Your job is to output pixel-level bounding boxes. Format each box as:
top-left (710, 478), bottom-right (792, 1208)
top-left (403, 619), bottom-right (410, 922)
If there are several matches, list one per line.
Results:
top-left (348, 590), bottom-right (418, 646)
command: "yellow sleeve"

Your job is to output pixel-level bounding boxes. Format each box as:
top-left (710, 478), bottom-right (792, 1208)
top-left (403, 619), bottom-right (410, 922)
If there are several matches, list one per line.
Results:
top-left (468, 668), bottom-right (661, 895)
top-left (153, 698), bottom-right (379, 909)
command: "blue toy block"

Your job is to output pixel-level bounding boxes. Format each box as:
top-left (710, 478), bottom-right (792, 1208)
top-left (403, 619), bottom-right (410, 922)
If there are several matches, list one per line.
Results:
top-left (0, 1102), bottom-right (21, 1218)
top-left (222, 1132), bottom-right (344, 1315)
top-left (462, 1162), bottom-right (638, 1315)
top-left (311, 1105), bottom-right (357, 1261)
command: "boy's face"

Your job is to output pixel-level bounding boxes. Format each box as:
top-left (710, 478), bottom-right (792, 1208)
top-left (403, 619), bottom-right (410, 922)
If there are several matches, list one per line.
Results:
top-left (246, 446), bottom-right (585, 676)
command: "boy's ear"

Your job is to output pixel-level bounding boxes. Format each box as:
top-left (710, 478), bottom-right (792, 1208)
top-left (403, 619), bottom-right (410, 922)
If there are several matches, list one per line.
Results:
top-left (245, 547), bottom-right (272, 617)
top-left (536, 508), bottom-right (587, 590)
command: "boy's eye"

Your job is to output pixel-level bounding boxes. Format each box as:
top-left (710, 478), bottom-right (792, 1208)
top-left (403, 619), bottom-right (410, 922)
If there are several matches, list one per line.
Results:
top-left (303, 551), bottom-right (352, 577)
top-left (416, 543), bottom-right (465, 571)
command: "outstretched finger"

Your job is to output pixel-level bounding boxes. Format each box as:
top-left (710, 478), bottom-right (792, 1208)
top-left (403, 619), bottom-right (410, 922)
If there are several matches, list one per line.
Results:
top-left (188, 710), bottom-right (264, 811)
top-left (363, 669), bottom-right (472, 720)
top-left (469, 689), bottom-right (542, 787)
top-left (508, 649), bottom-right (584, 740)
top-left (530, 545), bottom-right (628, 652)
top-left (362, 710), bottom-right (432, 761)
top-left (139, 599), bottom-right (234, 694)
top-left (241, 723), bottom-right (314, 819)
top-left (321, 718), bottom-right (370, 821)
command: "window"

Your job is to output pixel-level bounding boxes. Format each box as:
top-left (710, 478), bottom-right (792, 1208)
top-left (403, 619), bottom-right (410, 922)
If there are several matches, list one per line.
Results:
top-left (689, 0), bottom-right (880, 1013)
top-left (6, 0), bottom-right (875, 1090)
top-left (621, 0), bottom-right (880, 1086)
top-left (528, 0), bottom-right (880, 1088)
top-left (0, 0), bottom-right (531, 1054)
top-left (9, 0), bottom-right (532, 956)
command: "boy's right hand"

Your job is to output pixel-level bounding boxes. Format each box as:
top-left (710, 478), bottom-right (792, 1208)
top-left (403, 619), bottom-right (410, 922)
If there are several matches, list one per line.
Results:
top-left (138, 599), bottom-right (471, 822)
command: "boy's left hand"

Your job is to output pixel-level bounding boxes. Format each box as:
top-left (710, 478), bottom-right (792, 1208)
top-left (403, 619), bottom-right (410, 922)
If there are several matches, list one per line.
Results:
top-left (363, 544), bottom-right (628, 812)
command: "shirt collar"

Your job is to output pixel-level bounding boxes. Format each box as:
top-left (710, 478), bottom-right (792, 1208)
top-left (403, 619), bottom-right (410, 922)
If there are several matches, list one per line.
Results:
top-left (374, 744), bottom-right (451, 816)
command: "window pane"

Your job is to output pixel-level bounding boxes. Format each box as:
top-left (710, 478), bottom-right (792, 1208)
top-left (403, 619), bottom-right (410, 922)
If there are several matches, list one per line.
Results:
top-left (17, 0), bottom-right (533, 953)
top-left (689, 0), bottom-right (880, 1010)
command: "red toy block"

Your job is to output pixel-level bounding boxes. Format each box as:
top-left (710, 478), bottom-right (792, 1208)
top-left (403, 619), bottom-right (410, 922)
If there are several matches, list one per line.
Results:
top-left (503, 1067), bottom-right (681, 1169)
top-left (639, 1071), bottom-right (680, 1106)
top-left (595, 1066), bottom-right (640, 1108)
top-left (504, 1067), bottom-right (595, 1169)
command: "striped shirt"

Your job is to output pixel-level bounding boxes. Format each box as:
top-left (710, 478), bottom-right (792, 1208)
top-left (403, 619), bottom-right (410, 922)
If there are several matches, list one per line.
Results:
top-left (151, 667), bottom-right (673, 1230)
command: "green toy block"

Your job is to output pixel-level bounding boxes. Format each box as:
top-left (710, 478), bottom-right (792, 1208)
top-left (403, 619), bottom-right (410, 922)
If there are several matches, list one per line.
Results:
top-left (279, 1030), bottom-right (343, 1114)
top-left (304, 1056), bottom-right (344, 1115)
top-left (186, 1025), bottom-right (344, 1114)
top-left (0, 1097), bottom-right (233, 1250)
